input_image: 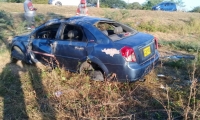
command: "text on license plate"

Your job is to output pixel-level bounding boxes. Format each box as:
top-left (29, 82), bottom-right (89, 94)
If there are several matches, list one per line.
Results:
top-left (143, 46), bottom-right (151, 57)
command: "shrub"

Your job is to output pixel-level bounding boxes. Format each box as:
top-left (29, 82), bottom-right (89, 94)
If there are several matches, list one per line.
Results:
top-left (33, 0), bottom-right (48, 4)
top-left (104, 10), bottom-right (130, 22)
top-left (159, 40), bottom-right (199, 52)
top-left (0, 10), bottom-right (14, 49)
top-left (190, 6), bottom-right (200, 13)
top-left (0, 10), bottom-right (13, 29)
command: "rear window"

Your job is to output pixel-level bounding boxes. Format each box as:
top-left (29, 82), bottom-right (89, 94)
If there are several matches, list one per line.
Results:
top-left (94, 21), bottom-right (137, 41)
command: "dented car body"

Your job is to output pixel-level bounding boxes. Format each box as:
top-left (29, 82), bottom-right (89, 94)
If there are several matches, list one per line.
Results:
top-left (10, 16), bottom-right (159, 82)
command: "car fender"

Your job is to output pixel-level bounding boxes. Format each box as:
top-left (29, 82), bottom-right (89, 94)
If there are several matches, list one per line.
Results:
top-left (11, 41), bottom-right (29, 62)
top-left (11, 41), bottom-right (27, 53)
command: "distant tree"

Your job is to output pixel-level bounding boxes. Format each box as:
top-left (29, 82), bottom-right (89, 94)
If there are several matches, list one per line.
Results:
top-left (32, 0), bottom-right (48, 4)
top-left (127, 2), bottom-right (142, 10)
top-left (142, 0), bottom-right (163, 10)
top-left (170, 0), bottom-right (185, 7)
top-left (87, 0), bottom-right (97, 4)
top-left (100, 0), bottom-right (127, 8)
top-left (190, 6), bottom-right (200, 13)
top-left (4, 0), bottom-right (48, 3)
top-left (6, 0), bottom-right (23, 3)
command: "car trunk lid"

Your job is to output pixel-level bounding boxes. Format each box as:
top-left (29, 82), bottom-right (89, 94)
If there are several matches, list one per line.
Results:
top-left (114, 32), bottom-right (156, 64)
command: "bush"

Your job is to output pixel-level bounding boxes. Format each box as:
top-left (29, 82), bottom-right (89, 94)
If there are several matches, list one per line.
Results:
top-left (190, 6), bottom-right (200, 13)
top-left (159, 40), bottom-right (199, 53)
top-left (104, 10), bottom-right (130, 22)
top-left (127, 2), bottom-right (142, 10)
top-left (0, 10), bottom-right (13, 29)
top-left (0, 10), bottom-right (14, 48)
top-left (4, 0), bottom-right (48, 4)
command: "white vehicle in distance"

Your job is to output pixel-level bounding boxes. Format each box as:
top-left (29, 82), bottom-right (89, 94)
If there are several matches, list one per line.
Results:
top-left (48, 0), bottom-right (80, 6)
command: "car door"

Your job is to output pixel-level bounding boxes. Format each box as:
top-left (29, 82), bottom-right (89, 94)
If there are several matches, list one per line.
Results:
top-left (31, 23), bottom-right (61, 65)
top-left (161, 3), bottom-right (166, 10)
top-left (170, 3), bottom-right (176, 11)
top-left (165, 3), bottom-right (170, 11)
top-left (53, 24), bottom-right (88, 72)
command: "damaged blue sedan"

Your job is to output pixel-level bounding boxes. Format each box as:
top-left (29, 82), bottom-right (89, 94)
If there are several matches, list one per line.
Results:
top-left (10, 16), bottom-right (159, 82)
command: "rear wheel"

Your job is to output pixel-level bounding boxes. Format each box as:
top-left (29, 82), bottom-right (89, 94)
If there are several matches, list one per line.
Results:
top-left (80, 62), bottom-right (104, 81)
top-left (11, 46), bottom-right (25, 63)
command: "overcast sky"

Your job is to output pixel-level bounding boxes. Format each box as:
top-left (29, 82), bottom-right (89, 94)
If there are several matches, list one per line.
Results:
top-left (123, 0), bottom-right (200, 10)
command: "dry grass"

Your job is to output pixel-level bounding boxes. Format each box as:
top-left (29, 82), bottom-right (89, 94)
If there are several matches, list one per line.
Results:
top-left (1, 3), bottom-right (200, 42)
top-left (0, 3), bottom-right (200, 119)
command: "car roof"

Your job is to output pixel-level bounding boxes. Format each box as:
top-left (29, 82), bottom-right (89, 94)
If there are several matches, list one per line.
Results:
top-left (159, 1), bottom-right (176, 4)
top-left (45, 16), bottom-right (114, 26)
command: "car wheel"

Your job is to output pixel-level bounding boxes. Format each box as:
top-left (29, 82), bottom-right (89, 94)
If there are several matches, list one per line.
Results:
top-left (11, 56), bottom-right (18, 63)
top-left (11, 46), bottom-right (25, 63)
top-left (79, 62), bottom-right (104, 81)
top-left (55, 1), bottom-right (62, 6)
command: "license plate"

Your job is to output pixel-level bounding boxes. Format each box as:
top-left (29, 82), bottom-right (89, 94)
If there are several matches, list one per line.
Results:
top-left (143, 46), bottom-right (151, 57)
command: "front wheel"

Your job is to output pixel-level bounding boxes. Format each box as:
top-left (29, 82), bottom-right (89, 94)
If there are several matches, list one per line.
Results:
top-left (11, 46), bottom-right (25, 63)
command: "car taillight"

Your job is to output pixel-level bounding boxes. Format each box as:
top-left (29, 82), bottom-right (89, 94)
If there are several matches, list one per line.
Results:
top-left (154, 37), bottom-right (158, 49)
top-left (120, 46), bottom-right (136, 62)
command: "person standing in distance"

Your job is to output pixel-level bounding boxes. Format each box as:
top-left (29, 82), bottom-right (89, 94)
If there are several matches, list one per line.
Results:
top-left (24, 0), bottom-right (37, 30)
top-left (76, 0), bottom-right (88, 16)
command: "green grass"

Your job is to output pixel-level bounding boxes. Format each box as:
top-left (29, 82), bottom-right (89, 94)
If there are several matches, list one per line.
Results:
top-left (136, 17), bottom-right (200, 35)
top-left (159, 40), bottom-right (200, 52)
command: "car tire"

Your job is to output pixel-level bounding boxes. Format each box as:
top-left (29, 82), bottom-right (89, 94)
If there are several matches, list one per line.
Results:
top-left (79, 62), bottom-right (104, 81)
top-left (11, 46), bottom-right (25, 63)
top-left (11, 56), bottom-right (18, 63)
top-left (55, 1), bottom-right (62, 6)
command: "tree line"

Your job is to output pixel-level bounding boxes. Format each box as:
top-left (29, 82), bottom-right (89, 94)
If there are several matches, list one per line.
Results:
top-left (2, 0), bottom-right (200, 12)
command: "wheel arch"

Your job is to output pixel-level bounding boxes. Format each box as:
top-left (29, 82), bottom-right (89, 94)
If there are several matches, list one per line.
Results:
top-left (11, 42), bottom-right (28, 62)
top-left (11, 41), bottom-right (27, 53)
top-left (79, 56), bottom-right (109, 76)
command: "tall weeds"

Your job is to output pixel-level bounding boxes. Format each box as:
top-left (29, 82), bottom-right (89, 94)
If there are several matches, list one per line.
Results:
top-left (104, 10), bottom-right (200, 36)
top-left (0, 10), bottom-right (14, 50)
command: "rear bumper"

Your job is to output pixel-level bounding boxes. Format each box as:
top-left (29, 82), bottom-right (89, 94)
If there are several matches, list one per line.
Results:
top-left (125, 52), bottom-right (159, 82)
top-left (106, 51), bottom-right (159, 82)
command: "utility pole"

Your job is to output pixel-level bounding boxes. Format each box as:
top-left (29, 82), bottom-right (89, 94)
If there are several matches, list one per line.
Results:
top-left (97, 0), bottom-right (99, 8)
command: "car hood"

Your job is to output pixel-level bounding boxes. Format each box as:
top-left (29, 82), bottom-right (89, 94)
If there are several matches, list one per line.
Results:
top-left (12, 32), bottom-right (31, 42)
top-left (114, 32), bottom-right (156, 64)
top-left (114, 32), bottom-right (154, 47)
top-left (17, 32), bottom-right (31, 37)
